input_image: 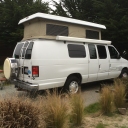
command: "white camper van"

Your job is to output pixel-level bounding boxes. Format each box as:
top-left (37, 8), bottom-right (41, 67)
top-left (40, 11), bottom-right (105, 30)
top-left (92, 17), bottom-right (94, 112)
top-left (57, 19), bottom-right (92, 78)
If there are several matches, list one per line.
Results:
top-left (3, 13), bottom-right (128, 93)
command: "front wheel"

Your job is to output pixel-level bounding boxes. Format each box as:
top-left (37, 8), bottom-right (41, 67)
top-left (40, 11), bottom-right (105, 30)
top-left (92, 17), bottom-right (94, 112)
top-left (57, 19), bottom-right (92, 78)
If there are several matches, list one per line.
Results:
top-left (120, 69), bottom-right (128, 78)
top-left (64, 76), bottom-right (80, 93)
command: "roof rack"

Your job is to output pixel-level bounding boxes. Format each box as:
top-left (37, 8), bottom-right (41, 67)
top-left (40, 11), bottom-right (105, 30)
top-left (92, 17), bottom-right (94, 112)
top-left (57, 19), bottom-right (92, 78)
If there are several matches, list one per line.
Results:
top-left (56, 36), bottom-right (111, 45)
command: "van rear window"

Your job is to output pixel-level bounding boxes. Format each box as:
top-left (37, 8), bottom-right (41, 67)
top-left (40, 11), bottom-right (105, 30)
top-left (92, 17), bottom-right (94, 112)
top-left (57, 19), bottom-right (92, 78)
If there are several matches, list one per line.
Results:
top-left (14, 42), bottom-right (34, 59)
top-left (25, 42), bottom-right (34, 59)
top-left (14, 43), bottom-right (24, 59)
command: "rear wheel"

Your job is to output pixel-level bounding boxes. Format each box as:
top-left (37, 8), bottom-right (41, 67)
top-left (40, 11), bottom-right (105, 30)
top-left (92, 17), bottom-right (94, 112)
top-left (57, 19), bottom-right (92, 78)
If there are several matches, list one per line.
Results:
top-left (120, 69), bottom-right (128, 78)
top-left (64, 76), bottom-right (80, 93)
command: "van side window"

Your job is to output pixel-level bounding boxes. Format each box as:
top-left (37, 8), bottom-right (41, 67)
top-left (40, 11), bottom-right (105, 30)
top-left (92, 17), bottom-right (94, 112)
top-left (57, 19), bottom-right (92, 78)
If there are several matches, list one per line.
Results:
top-left (68, 44), bottom-right (86, 58)
top-left (25, 42), bottom-right (34, 59)
top-left (14, 43), bottom-right (24, 59)
top-left (46, 24), bottom-right (68, 36)
top-left (88, 44), bottom-right (97, 59)
top-left (97, 45), bottom-right (107, 59)
top-left (108, 46), bottom-right (118, 59)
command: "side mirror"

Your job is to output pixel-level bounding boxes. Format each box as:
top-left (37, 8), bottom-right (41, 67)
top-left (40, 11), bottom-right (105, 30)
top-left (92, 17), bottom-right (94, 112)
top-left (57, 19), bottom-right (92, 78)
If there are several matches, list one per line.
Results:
top-left (123, 50), bottom-right (127, 55)
top-left (117, 54), bottom-right (121, 59)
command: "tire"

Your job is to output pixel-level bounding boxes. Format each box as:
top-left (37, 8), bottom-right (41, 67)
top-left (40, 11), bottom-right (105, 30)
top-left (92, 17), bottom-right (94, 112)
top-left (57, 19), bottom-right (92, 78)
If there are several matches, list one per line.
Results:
top-left (64, 76), bottom-right (80, 93)
top-left (120, 69), bottom-right (128, 78)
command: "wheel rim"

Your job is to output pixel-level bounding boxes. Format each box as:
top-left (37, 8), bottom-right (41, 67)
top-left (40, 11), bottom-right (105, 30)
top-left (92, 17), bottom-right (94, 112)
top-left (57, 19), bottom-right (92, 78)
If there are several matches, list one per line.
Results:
top-left (69, 81), bottom-right (79, 93)
top-left (123, 72), bottom-right (128, 78)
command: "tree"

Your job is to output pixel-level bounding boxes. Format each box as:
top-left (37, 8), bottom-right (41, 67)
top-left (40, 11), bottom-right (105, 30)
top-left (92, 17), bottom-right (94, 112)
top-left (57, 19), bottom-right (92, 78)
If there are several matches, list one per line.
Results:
top-left (0, 0), bottom-right (50, 64)
top-left (93, 0), bottom-right (128, 43)
top-left (0, 0), bottom-right (50, 46)
top-left (52, 0), bottom-right (95, 21)
top-left (53, 0), bottom-right (128, 44)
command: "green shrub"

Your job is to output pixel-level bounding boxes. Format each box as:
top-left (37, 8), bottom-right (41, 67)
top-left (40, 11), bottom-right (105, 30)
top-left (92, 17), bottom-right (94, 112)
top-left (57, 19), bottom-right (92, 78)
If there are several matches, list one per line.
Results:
top-left (113, 79), bottom-right (126, 108)
top-left (0, 97), bottom-right (40, 128)
top-left (70, 93), bottom-right (84, 126)
top-left (100, 86), bottom-right (114, 115)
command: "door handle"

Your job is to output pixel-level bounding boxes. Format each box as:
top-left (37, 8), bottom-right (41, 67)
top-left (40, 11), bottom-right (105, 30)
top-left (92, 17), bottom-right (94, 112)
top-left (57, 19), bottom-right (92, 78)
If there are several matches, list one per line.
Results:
top-left (99, 64), bottom-right (101, 69)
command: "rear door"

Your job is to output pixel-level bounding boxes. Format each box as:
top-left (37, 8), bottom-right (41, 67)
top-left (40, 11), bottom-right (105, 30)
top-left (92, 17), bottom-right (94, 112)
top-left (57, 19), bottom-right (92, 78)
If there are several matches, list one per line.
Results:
top-left (13, 41), bottom-right (34, 81)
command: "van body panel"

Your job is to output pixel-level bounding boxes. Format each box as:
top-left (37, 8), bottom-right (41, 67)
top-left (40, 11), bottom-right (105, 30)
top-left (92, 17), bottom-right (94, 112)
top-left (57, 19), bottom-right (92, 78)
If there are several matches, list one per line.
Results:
top-left (12, 38), bottom-right (128, 91)
top-left (31, 40), bottom-right (89, 87)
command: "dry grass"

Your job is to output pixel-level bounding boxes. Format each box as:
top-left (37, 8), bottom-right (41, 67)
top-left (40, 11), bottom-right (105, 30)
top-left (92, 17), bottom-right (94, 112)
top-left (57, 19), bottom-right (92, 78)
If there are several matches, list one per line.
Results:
top-left (0, 90), bottom-right (85, 128)
top-left (0, 97), bottom-right (40, 128)
top-left (70, 93), bottom-right (85, 126)
top-left (100, 86), bottom-right (114, 115)
top-left (43, 90), bottom-right (70, 128)
top-left (113, 79), bottom-right (126, 108)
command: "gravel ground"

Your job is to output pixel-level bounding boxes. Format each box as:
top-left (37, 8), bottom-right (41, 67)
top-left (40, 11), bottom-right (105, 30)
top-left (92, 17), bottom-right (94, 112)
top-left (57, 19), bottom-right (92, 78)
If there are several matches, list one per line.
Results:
top-left (0, 82), bottom-right (101, 107)
top-left (0, 73), bottom-right (113, 106)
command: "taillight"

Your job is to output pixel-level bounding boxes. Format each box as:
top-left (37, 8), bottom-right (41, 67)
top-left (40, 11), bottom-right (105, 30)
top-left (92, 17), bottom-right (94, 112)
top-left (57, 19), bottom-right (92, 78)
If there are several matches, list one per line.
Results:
top-left (32, 66), bottom-right (39, 77)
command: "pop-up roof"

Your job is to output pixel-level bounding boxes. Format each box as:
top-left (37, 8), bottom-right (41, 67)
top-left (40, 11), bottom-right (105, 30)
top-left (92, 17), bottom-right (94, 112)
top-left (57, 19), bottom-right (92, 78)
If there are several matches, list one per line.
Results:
top-left (18, 12), bottom-right (106, 29)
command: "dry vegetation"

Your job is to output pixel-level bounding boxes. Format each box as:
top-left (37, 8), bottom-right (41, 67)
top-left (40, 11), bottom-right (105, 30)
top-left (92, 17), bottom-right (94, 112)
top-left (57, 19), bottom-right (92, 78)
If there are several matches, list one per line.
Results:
top-left (0, 79), bottom-right (128, 128)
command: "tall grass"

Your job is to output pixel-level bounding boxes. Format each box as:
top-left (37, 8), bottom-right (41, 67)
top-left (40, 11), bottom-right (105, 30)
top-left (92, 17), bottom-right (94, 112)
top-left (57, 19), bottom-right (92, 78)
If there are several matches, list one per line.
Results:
top-left (100, 86), bottom-right (114, 115)
top-left (0, 90), bottom-right (87, 128)
top-left (43, 90), bottom-right (70, 128)
top-left (70, 93), bottom-right (85, 126)
top-left (113, 79), bottom-right (126, 108)
top-left (0, 97), bottom-right (40, 128)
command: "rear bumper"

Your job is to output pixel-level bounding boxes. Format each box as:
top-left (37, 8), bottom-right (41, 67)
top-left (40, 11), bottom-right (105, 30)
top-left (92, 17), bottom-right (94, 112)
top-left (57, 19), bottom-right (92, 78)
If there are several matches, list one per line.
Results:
top-left (12, 79), bottom-right (39, 91)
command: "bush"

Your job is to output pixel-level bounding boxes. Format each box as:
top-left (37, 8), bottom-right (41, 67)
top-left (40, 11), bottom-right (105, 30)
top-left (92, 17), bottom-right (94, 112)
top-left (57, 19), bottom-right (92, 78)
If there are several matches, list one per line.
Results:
top-left (100, 86), bottom-right (114, 115)
top-left (0, 97), bottom-right (40, 128)
top-left (44, 90), bottom-right (69, 128)
top-left (113, 79), bottom-right (126, 108)
top-left (70, 93), bottom-right (84, 126)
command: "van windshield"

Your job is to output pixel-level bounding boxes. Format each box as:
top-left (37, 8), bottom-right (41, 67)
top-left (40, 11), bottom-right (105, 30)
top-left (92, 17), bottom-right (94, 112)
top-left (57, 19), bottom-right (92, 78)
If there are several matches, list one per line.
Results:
top-left (14, 43), bottom-right (24, 59)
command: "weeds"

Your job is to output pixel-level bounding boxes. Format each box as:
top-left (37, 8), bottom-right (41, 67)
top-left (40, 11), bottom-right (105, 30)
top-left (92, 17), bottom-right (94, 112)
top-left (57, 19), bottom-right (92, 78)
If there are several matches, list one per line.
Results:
top-left (100, 86), bottom-right (114, 115)
top-left (70, 93), bottom-right (84, 126)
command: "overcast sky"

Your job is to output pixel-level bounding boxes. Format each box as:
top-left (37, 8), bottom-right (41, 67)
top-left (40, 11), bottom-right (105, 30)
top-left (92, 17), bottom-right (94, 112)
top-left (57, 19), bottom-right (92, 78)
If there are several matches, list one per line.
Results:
top-left (45, 0), bottom-right (60, 9)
